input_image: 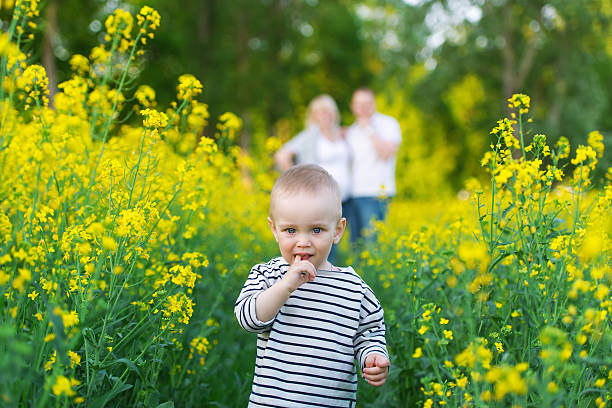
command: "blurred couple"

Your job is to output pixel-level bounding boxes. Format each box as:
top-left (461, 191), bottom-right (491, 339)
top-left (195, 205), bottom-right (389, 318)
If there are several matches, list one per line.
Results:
top-left (274, 88), bottom-right (401, 258)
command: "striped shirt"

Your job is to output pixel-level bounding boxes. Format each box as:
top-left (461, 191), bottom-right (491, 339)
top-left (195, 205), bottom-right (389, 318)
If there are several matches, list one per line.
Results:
top-left (235, 257), bottom-right (388, 407)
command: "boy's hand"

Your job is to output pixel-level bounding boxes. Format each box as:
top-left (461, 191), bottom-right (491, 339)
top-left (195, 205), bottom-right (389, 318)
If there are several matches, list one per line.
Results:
top-left (283, 255), bottom-right (316, 292)
top-left (363, 354), bottom-right (390, 386)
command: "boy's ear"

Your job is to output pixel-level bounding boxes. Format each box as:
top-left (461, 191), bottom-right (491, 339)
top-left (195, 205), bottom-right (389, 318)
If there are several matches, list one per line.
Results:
top-left (333, 217), bottom-right (346, 244)
top-left (267, 217), bottom-right (279, 242)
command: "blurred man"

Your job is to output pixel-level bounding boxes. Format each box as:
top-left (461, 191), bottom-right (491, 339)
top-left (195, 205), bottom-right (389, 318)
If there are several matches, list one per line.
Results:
top-left (345, 87), bottom-right (402, 243)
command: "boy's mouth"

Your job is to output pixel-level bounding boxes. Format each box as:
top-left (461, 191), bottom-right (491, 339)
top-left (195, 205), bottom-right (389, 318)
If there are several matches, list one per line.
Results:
top-left (295, 253), bottom-right (313, 261)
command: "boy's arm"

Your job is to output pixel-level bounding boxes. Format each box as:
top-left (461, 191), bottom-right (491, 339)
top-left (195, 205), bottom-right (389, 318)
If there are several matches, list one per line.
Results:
top-left (353, 286), bottom-right (390, 386)
top-left (234, 257), bottom-right (316, 332)
top-left (255, 256), bottom-right (316, 321)
top-left (234, 264), bottom-right (276, 333)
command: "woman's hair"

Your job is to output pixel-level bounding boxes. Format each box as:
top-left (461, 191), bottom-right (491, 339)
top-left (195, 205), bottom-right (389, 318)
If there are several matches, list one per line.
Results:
top-left (270, 164), bottom-right (342, 220)
top-left (305, 94), bottom-right (340, 128)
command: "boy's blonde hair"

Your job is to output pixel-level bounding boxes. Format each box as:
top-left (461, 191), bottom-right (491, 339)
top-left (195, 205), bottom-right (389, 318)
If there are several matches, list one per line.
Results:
top-left (270, 164), bottom-right (342, 220)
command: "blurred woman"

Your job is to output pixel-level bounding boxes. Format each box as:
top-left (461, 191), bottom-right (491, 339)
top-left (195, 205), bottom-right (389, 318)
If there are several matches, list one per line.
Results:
top-left (274, 95), bottom-right (351, 262)
top-left (274, 94), bottom-right (351, 203)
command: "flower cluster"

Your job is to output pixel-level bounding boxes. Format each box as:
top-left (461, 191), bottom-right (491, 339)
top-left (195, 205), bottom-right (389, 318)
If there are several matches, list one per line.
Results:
top-left (177, 74), bottom-right (203, 101)
top-left (136, 6), bottom-right (161, 47)
top-left (140, 107), bottom-right (168, 130)
top-left (507, 93), bottom-right (530, 114)
top-left (15, 64), bottom-right (49, 110)
top-left (104, 8), bottom-right (134, 52)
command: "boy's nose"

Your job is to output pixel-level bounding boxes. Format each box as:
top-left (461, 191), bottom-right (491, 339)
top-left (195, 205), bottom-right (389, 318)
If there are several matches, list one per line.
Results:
top-left (296, 236), bottom-right (311, 247)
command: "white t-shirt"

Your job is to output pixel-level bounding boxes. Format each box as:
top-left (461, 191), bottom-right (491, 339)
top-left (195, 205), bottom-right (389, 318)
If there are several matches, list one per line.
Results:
top-left (316, 135), bottom-right (351, 201)
top-left (346, 112), bottom-right (401, 197)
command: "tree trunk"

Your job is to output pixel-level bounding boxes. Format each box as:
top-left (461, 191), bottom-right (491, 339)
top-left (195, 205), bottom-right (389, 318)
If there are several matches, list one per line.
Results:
top-left (502, 1), bottom-right (517, 100)
top-left (236, 6), bottom-right (251, 149)
top-left (42, 0), bottom-right (58, 107)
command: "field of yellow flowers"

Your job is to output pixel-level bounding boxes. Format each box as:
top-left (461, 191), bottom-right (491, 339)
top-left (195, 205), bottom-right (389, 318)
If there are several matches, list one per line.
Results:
top-left (1, 2), bottom-right (610, 407)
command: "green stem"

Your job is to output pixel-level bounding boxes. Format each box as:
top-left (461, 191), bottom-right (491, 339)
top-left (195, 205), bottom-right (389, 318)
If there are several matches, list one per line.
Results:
top-left (518, 113), bottom-right (526, 161)
top-left (567, 165), bottom-right (583, 255)
top-left (88, 28), bottom-right (147, 198)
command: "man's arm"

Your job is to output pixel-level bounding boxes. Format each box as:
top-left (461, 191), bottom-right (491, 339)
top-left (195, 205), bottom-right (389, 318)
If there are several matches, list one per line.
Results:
top-left (369, 130), bottom-right (400, 161)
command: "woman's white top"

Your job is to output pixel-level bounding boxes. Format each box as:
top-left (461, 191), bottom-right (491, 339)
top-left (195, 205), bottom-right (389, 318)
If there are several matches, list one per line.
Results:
top-left (281, 126), bottom-right (351, 201)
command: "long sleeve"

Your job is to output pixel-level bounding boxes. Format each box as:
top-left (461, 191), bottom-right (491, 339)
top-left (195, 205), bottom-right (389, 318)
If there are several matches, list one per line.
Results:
top-left (234, 263), bottom-right (276, 333)
top-left (353, 285), bottom-right (389, 370)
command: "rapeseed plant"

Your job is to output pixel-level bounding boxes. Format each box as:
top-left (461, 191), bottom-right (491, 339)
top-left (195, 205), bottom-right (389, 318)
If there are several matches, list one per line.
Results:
top-left (0, 0), bottom-right (609, 406)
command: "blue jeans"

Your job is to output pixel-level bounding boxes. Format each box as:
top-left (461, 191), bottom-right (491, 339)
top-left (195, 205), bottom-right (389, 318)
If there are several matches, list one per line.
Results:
top-left (345, 196), bottom-right (389, 244)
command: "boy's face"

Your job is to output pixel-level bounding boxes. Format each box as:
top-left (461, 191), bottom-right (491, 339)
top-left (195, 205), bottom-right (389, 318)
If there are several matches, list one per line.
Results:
top-left (268, 190), bottom-right (345, 270)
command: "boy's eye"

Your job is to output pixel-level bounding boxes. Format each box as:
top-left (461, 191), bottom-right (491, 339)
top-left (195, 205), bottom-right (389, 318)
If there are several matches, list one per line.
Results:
top-left (313, 227), bottom-right (321, 233)
top-left (286, 228), bottom-right (296, 234)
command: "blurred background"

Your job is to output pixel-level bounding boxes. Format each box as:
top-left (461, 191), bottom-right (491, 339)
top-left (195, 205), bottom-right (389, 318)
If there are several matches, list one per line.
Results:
top-left (3, 0), bottom-right (610, 193)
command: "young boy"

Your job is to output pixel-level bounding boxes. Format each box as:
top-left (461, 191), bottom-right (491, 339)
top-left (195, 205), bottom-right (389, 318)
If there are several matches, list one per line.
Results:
top-left (235, 164), bottom-right (390, 407)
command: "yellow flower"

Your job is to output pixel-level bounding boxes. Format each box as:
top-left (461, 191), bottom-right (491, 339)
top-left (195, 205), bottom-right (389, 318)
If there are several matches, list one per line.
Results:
top-left (547, 381), bottom-right (558, 393)
top-left (217, 112), bottom-right (243, 141)
top-left (162, 292), bottom-right (194, 325)
top-left (135, 85), bottom-right (156, 107)
top-left (105, 8), bottom-right (133, 44)
top-left (555, 136), bottom-right (571, 159)
top-left (560, 344), bottom-right (572, 361)
top-left (12, 268), bottom-right (31, 293)
top-left (507, 93), bottom-right (530, 114)
top-left (418, 325), bottom-right (429, 335)
top-left (67, 350), bottom-right (81, 368)
top-left (177, 74), bottom-right (203, 101)
top-left (45, 350), bottom-right (56, 371)
top-left (16, 64), bottom-right (50, 110)
top-left (594, 378), bottom-right (605, 388)
top-left (52, 375), bottom-right (80, 397)
top-left (494, 342), bottom-right (504, 352)
top-left (587, 130), bottom-right (604, 158)
top-left (455, 345), bottom-right (476, 368)
top-left (116, 208), bottom-right (146, 237)
top-left (90, 45), bottom-right (111, 65)
top-left (137, 6), bottom-right (161, 37)
top-left (444, 330), bottom-right (454, 340)
top-left (412, 347), bottom-right (423, 358)
top-left (571, 145), bottom-right (597, 167)
top-left (481, 390), bottom-right (492, 401)
top-left (54, 306), bottom-right (79, 329)
top-left (140, 108), bottom-right (168, 129)
top-left (68, 54), bottom-right (89, 75)
top-left (101, 236), bottom-right (118, 252)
